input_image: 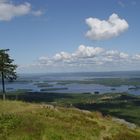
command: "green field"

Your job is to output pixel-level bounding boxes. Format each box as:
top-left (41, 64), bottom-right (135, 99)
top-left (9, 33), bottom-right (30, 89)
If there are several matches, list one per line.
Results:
top-left (1, 91), bottom-right (140, 126)
top-left (0, 100), bottom-right (140, 140)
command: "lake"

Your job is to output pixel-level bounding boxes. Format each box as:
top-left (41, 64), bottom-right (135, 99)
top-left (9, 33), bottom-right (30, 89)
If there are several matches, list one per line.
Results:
top-left (1, 71), bottom-right (140, 95)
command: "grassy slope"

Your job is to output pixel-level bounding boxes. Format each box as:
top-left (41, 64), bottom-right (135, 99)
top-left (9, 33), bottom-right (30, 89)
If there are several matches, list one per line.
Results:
top-left (0, 100), bottom-right (140, 140)
top-left (2, 92), bottom-right (140, 126)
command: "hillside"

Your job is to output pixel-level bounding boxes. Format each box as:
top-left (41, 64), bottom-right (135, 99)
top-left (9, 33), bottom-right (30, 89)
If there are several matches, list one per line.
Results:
top-left (3, 92), bottom-right (140, 125)
top-left (0, 100), bottom-right (140, 140)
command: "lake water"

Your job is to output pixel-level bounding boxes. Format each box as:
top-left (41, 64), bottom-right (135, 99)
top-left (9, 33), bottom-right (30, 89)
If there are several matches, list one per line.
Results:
top-left (1, 71), bottom-right (140, 95)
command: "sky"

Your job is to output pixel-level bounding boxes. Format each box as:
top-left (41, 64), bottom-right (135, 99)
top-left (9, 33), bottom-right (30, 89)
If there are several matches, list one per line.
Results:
top-left (0, 0), bottom-right (140, 73)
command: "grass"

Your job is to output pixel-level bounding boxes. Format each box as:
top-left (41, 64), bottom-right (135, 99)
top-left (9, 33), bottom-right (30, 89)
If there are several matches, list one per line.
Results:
top-left (0, 100), bottom-right (140, 140)
top-left (2, 91), bottom-right (140, 126)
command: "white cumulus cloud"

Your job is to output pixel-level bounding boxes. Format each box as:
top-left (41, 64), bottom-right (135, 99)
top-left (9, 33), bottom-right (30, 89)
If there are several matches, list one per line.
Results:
top-left (37, 45), bottom-right (131, 68)
top-left (105, 50), bottom-right (129, 59)
top-left (0, 0), bottom-right (43, 21)
top-left (86, 13), bottom-right (129, 40)
top-left (73, 45), bottom-right (104, 58)
top-left (20, 45), bottom-right (140, 72)
top-left (53, 52), bottom-right (71, 62)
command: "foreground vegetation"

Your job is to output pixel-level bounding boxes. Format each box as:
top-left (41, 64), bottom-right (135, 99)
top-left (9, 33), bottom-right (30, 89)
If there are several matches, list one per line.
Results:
top-left (0, 100), bottom-right (140, 140)
top-left (1, 92), bottom-right (140, 126)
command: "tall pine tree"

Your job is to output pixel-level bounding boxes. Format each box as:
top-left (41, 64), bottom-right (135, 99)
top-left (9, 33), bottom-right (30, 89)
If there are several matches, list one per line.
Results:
top-left (0, 49), bottom-right (17, 100)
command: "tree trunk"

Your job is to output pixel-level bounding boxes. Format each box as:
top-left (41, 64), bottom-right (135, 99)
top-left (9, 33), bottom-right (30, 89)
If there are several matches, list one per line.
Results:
top-left (1, 72), bottom-right (6, 100)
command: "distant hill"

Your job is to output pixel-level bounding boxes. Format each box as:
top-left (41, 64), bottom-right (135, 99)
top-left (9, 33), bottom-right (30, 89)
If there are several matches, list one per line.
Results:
top-left (0, 100), bottom-right (140, 140)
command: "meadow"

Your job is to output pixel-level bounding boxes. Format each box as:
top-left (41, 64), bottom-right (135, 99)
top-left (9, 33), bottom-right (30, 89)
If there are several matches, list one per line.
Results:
top-left (0, 100), bottom-right (140, 140)
top-left (1, 91), bottom-right (140, 126)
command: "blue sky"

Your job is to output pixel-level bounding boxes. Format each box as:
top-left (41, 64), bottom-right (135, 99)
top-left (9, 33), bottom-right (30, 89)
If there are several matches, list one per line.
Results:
top-left (0, 0), bottom-right (140, 73)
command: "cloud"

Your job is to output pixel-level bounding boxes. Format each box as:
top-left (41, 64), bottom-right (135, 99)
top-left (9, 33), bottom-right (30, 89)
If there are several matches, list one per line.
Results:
top-left (53, 52), bottom-right (71, 62)
top-left (51, 45), bottom-right (104, 64)
top-left (132, 54), bottom-right (140, 61)
top-left (37, 45), bottom-right (132, 67)
top-left (0, 0), bottom-right (43, 21)
top-left (32, 10), bottom-right (43, 16)
top-left (0, 0), bottom-right (7, 3)
top-left (19, 45), bottom-right (140, 72)
top-left (73, 45), bottom-right (104, 58)
top-left (0, 1), bottom-right (31, 21)
top-left (118, 1), bottom-right (125, 8)
top-left (85, 13), bottom-right (129, 40)
top-left (105, 50), bottom-right (129, 60)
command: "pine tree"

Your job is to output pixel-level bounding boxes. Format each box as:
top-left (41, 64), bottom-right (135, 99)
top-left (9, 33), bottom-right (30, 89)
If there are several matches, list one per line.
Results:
top-left (0, 49), bottom-right (17, 100)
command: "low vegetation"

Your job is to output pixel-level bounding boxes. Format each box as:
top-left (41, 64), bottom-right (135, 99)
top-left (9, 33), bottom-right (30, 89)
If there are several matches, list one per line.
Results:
top-left (0, 100), bottom-right (140, 140)
top-left (1, 92), bottom-right (140, 125)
